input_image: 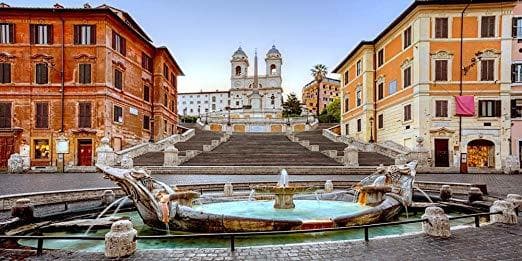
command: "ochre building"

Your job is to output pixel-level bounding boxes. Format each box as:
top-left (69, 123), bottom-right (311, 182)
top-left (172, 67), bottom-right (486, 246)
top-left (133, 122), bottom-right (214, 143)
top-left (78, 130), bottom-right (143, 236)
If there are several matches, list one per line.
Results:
top-left (0, 3), bottom-right (183, 169)
top-left (301, 77), bottom-right (340, 115)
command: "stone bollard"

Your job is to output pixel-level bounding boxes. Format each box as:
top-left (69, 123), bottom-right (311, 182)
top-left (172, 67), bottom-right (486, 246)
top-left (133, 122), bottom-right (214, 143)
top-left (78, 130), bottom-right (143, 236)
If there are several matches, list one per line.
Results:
top-left (8, 153), bottom-right (24, 173)
top-left (101, 190), bottom-right (116, 205)
top-left (11, 198), bottom-right (34, 222)
top-left (224, 182), bottom-right (233, 197)
top-left (506, 194), bottom-right (522, 215)
top-left (120, 155), bottom-right (133, 169)
top-left (422, 206), bottom-right (450, 238)
top-left (105, 220), bottom-right (137, 258)
top-left (324, 180), bottom-right (334, 193)
top-left (490, 200), bottom-right (518, 224)
top-left (468, 187), bottom-right (483, 203)
top-left (300, 140), bottom-right (310, 147)
top-left (211, 140), bottom-right (220, 147)
top-left (440, 185), bottom-right (452, 201)
top-left (343, 146), bottom-right (359, 166)
top-left (96, 137), bottom-right (116, 166)
top-left (164, 145), bottom-right (179, 166)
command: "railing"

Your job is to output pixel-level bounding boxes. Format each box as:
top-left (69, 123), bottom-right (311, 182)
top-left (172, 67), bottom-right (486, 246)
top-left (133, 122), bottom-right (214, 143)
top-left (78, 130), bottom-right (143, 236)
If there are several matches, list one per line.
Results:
top-left (0, 211), bottom-right (501, 256)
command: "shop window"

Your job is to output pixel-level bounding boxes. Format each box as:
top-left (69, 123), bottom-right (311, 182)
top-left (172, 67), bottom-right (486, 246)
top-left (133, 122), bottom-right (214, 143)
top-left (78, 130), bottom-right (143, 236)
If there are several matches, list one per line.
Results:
top-left (34, 139), bottom-right (50, 159)
top-left (467, 139), bottom-right (495, 168)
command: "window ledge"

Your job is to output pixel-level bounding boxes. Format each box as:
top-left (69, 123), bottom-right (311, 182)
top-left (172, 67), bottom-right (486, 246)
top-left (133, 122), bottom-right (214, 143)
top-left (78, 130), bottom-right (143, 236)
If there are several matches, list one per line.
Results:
top-left (403, 120), bottom-right (413, 125)
top-left (432, 117), bottom-right (451, 121)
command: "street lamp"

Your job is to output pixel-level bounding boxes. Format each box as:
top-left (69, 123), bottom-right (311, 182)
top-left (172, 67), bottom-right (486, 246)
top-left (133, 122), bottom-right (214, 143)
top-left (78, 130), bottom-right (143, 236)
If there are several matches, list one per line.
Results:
top-left (205, 112), bottom-right (208, 125)
top-left (227, 107), bottom-right (231, 126)
top-left (369, 116), bottom-right (375, 143)
top-left (306, 110), bottom-right (309, 125)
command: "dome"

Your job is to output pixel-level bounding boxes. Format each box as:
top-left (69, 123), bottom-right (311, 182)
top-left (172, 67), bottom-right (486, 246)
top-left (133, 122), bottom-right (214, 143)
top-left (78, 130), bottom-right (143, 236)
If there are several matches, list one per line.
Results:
top-left (266, 45), bottom-right (281, 58)
top-left (232, 47), bottom-right (248, 58)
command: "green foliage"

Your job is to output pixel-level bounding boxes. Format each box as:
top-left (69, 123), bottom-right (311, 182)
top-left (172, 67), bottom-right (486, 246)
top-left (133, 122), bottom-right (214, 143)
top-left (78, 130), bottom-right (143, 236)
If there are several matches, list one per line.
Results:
top-left (180, 115), bottom-right (198, 123)
top-left (310, 64), bottom-right (328, 82)
top-left (283, 93), bottom-right (302, 117)
top-left (318, 98), bottom-right (340, 123)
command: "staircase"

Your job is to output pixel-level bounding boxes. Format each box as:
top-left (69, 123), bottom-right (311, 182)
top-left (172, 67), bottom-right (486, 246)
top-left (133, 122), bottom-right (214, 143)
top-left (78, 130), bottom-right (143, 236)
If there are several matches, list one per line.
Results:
top-left (133, 126), bottom-right (222, 166)
top-left (294, 125), bottom-right (395, 166)
top-left (182, 133), bottom-right (342, 166)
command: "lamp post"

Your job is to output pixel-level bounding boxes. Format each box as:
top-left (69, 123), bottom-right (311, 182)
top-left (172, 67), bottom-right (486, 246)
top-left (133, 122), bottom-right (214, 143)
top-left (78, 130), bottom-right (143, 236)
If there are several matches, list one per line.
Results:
top-left (227, 107), bottom-right (231, 126)
top-left (306, 110), bottom-right (309, 125)
top-left (369, 116), bottom-right (375, 143)
top-left (205, 112), bottom-right (208, 125)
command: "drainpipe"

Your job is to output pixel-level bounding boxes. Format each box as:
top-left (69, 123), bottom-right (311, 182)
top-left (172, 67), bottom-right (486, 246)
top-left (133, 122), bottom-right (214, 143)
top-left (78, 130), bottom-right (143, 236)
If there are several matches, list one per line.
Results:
top-left (60, 14), bottom-right (65, 133)
top-left (372, 48), bottom-right (377, 143)
top-left (459, 2), bottom-right (471, 148)
top-left (149, 50), bottom-right (155, 143)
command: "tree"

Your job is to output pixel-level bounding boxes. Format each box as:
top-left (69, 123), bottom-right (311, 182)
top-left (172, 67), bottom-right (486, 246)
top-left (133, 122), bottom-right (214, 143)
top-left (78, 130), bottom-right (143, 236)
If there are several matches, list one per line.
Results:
top-left (318, 98), bottom-right (340, 123)
top-left (282, 93), bottom-right (302, 117)
top-left (310, 64), bottom-right (328, 116)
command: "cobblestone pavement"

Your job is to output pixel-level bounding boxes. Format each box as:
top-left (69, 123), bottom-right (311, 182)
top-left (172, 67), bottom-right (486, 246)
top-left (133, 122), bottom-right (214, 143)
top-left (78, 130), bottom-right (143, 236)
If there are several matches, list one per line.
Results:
top-left (1, 222), bottom-right (520, 260)
top-left (0, 173), bottom-right (520, 197)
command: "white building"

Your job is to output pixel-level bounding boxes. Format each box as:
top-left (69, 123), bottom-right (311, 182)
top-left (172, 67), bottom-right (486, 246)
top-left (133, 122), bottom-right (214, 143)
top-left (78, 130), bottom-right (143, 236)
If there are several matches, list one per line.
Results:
top-left (178, 91), bottom-right (230, 117)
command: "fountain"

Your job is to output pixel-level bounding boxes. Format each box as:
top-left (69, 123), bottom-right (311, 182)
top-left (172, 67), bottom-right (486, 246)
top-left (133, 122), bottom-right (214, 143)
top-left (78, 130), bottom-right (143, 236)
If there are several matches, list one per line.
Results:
top-left (252, 169), bottom-right (312, 209)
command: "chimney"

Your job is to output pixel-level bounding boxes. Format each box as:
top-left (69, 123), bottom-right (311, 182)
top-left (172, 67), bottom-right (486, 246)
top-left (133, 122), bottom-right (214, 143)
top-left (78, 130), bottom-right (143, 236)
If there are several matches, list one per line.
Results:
top-left (0, 2), bottom-right (11, 8)
top-left (83, 3), bottom-right (91, 8)
top-left (53, 3), bottom-right (64, 9)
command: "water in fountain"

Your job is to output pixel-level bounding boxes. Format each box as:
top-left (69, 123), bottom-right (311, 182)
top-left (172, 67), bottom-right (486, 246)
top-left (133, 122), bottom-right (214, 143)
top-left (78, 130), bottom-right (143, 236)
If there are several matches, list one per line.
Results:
top-left (248, 189), bottom-right (256, 201)
top-left (414, 186), bottom-right (434, 203)
top-left (277, 169), bottom-right (289, 187)
top-left (84, 196), bottom-right (128, 235)
top-left (109, 197), bottom-right (128, 219)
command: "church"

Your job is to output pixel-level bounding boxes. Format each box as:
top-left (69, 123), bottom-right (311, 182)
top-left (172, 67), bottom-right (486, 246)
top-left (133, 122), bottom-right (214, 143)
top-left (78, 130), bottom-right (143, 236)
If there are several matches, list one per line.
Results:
top-left (229, 45), bottom-right (284, 112)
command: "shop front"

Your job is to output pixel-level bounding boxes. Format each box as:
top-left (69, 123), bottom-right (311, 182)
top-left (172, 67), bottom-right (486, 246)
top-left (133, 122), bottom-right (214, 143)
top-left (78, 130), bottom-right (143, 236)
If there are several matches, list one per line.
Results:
top-left (467, 139), bottom-right (495, 168)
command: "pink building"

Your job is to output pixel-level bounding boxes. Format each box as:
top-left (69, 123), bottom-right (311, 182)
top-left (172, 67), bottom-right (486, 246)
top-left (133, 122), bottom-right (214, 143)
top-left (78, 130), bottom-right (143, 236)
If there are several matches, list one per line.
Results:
top-left (512, 4), bottom-right (522, 167)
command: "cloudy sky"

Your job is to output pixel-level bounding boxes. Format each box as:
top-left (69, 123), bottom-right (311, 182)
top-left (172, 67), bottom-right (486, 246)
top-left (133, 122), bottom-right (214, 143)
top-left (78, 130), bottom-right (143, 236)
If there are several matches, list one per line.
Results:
top-left (13, 0), bottom-right (412, 97)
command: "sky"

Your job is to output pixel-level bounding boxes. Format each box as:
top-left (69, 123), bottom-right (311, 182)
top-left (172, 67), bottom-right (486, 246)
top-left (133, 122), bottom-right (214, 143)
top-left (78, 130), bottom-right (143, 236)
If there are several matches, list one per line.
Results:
top-left (11, 0), bottom-right (413, 97)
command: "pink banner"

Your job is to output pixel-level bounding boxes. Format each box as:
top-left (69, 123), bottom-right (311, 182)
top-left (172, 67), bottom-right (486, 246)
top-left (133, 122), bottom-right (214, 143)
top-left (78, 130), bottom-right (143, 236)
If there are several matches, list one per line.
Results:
top-left (455, 96), bottom-right (474, 116)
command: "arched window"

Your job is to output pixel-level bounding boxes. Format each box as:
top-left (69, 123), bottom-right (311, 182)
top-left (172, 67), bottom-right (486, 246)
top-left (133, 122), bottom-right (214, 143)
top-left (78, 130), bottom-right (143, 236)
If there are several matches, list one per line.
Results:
top-left (235, 66), bottom-right (241, 76)
top-left (270, 64), bottom-right (277, 75)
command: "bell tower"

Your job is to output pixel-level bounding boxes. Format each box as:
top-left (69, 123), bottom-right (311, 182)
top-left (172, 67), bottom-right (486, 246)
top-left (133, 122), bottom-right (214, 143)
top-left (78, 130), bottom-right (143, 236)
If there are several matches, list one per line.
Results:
top-left (265, 45), bottom-right (282, 77)
top-left (231, 47), bottom-right (249, 89)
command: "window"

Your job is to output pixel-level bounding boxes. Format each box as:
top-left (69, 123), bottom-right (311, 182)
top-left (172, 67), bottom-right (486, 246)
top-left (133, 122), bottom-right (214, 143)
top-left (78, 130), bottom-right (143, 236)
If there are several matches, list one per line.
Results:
top-left (378, 114), bottom-right (384, 129)
top-left (212, 96), bottom-right (216, 102)
top-left (357, 119), bottom-right (362, 132)
top-left (511, 99), bottom-right (522, 118)
top-left (344, 70), bottom-right (349, 84)
top-left (377, 49), bottom-right (384, 67)
top-left (79, 64), bottom-right (91, 84)
top-left (235, 66), bottom-right (241, 76)
top-left (114, 69), bottom-right (122, 90)
top-left (435, 60), bottom-right (448, 81)
top-left (356, 60), bottom-right (362, 76)
top-left (404, 104), bottom-right (412, 121)
top-left (30, 24), bottom-right (53, 44)
top-left (35, 63), bottom-right (48, 84)
top-left (212, 104), bottom-right (216, 110)
top-left (480, 60), bottom-right (494, 81)
top-left (34, 139), bottom-right (50, 159)
top-left (345, 123), bottom-right (349, 135)
top-left (111, 31), bottom-right (126, 55)
top-left (0, 23), bottom-right (15, 44)
top-left (389, 80), bottom-right (398, 95)
top-left (403, 26), bottom-right (412, 49)
top-left (171, 73), bottom-right (176, 87)
top-left (78, 102), bottom-right (91, 128)
top-left (403, 67), bottom-right (412, 87)
top-left (377, 82), bottom-right (384, 100)
top-left (512, 17), bottom-right (522, 38)
top-left (356, 89), bottom-right (362, 106)
top-left (164, 119), bottom-right (168, 132)
top-left (142, 53), bottom-right (152, 72)
top-left (435, 18), bottom-right (448, 38)
top-left (143, 115), bottom-right (150, 130)
top-left (164, 94), bottom-right (168, 107)
top-left (435, 100), bottom-right (448, 117)
top-left (0, 63), bottom-right (11, 83)
top-left (344, 98), bottom-right (349, 112)
top-left (481, 16), bottom-right (495, 38)
top-left (478, 100), bottom-right (501, 117)
top-left (74, 25), bottom-right (95, 45)
top-left (113, 105), bottom-right (123, 123)
top-left (512, 64), bottom-right (522, 83)
top-left (163, 64), bottom-right (169, 80)
top-left (0, 103), bottom-right (11, 128)
top-left (35, 102), bottom-right (49, 129)
top-left (143, 85), bottom-right (150, 102)
top-left (270, 64), bottom-right (276, 75)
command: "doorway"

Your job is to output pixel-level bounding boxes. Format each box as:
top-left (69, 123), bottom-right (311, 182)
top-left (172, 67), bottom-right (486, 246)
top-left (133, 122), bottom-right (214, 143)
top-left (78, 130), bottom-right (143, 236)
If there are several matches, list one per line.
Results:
top-left (77, 139), bottom-right (93, 166)
top-left (434, 139), bottom-right (449, 167)
top-left (0, 136), bottom-right (15, 168)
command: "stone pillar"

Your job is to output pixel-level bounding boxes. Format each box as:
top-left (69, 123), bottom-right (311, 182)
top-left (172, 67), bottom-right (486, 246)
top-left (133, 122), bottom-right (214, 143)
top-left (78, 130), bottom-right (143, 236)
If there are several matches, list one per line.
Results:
top-left (11, 198), bottom-right (34, 222)
top-left (468, 187), bottom-right (483, 203)
top-left (506, 194), bottom-right (522, 214)
top-left (224, 182), bottom-right (233, 197)
top-left (490, 200), bottom-right (518, 224)
top-left (96, 137), bottom-right (116, 166)
top-left (7, 153), bottom-right (24, 173)
top-left (211, 140), bottom-right (219, 147)
top-left (120, 155), bottom-right (133, 169)
top-left (19, 143), bottom-right (30, 170)
top-left (101, 190), bottom-right (116, 205)
top-left (324, 180), bottom-right (334, 193)
top-left (422, 207), bottom-right (450, 238)
top-left (343, 146), bottom-right (359, 166)
top-left (164, 145), bottom-right (179, 166)
top-left (503, 155), bottom-right (520, 174)
top-left (407, 137), bottom-right (431, 169)
top-left (439, 185), bottom-right (452, 201)
top-left (105, 220), bottom-right (137, 258)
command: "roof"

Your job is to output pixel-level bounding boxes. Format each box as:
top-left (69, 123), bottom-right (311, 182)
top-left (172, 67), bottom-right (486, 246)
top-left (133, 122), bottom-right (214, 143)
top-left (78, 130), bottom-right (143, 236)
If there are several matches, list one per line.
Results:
top-left (178, 90), bottom-right (230, 95)
top-left (303, 77), bottom-right (341, 89)
top-left (157, 46), bottom-right (185, 76)
top-left (332, 0), bottom-right (516, 73)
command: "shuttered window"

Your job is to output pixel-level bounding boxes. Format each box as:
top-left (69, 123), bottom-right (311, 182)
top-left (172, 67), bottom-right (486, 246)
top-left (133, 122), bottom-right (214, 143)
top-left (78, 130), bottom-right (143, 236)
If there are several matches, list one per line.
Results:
top-left (111, 31), bottom-right (126, 55)
top-left (377, 49), bottom-right (384, 67)
top-left (163, 93), bottom-right (168, 107)
top-left (35, 102), bottom-right (49, 129)
top-left (114, 69), bottom-right (123, 90)
top-left (143, 115), bottom-right (150, 130)
top-left (0, 103), bottom-right (11, 128)
top-left (377, 82), bottom-right (384, 100)
top-left (512, 63), bottom-right (522, 83)
top-left (481, 16), bottom-right (495, 38)
top-left (357, 119), bottom-right (362, 132)
top-left (141, 53), bottom-right (152, 72)
top-left (403, 26), bottom-right (412, 49)
top-left (435, 100), bottom-right (448, 117)
top-left (404, 104), bottom-right (412, 121)
top-left (163, 64), bottom-right (169, 80)
top-left (0, 63), bottom-right (11, 83)
top-left (378, 114), bottom-right (384, 129)
top-left (0, 23), bottom-right (15, 44)
top-left (435, 60), bottom-right (448, 81)
top-left (78, 102), bottom-right (91, 128)
top-left (143, 85), bottom-right (150, 102)
top-left (113, 105), bottom-right (123, 123)
top-left (480, 60), bottom-right (494, 81)
top-left (30, 24), bottom-right (53, 44)
top-left (35, 63), bottom-right (48, 84)
top-left (344, 98), bottom-right (349, 112)
top-left (435, 18), bottom-right (448, 38)
top-left (356, 89), bottom-right (362, 107)
top-left (403, 66), bottom-right (412, 87)
top-left (343, 70), bottom-right (349, 85)
top-left (74, 25), bottom-right (96, 45)
top-left (79, 64), bottom-right (91, 84)
top-left (479, 100), bottom-right (501, 117)
top-left (512, 17), bottom-right (522, 38)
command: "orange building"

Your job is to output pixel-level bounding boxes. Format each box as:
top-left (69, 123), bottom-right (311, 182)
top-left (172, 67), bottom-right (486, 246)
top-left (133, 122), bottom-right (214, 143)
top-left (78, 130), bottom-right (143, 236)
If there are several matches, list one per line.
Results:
top-left (0, 3), bottom-right (183, 170)
top-left (301, 77), bottom-right (340, 115)
top-left (333, 0), bottom-right (515, 172)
